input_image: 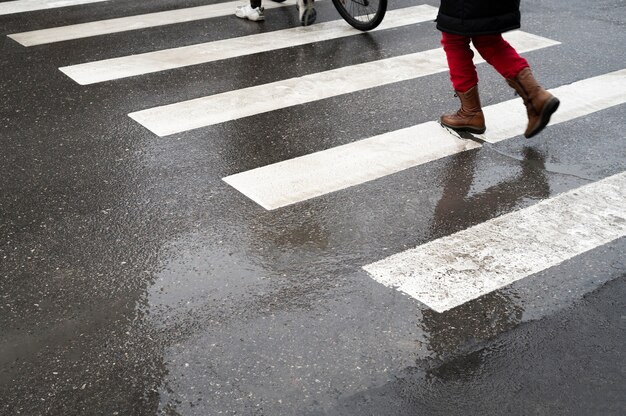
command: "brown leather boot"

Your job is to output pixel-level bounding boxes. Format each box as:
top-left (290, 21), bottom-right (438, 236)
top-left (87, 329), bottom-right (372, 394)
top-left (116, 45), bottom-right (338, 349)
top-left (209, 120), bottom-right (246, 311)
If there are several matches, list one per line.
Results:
top-left (440, 85), bottom-right (486, 134)
top-left (506, 67), bottom-right (560, 138)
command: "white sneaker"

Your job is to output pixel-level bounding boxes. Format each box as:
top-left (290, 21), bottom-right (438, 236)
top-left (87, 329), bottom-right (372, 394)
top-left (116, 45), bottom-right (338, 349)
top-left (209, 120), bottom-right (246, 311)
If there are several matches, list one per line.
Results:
top-left (235, 4), bottom-right (265, 21)
top-left (296, 0), bottom-right (316, 26)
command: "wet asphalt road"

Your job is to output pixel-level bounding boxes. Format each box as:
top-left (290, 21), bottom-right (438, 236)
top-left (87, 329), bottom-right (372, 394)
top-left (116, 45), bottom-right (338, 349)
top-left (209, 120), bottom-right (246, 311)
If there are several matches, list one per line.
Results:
top-left (1, 0), bottom-right (625, 415)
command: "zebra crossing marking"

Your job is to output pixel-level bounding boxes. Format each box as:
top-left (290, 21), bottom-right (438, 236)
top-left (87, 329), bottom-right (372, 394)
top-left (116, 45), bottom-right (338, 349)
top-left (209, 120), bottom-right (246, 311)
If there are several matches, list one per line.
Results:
top-left (225, 122), bottom-right (481, 210)
top-left (0, 0), bottom-right (108, 16)
top-left (8, 0), bottom-right (302, 46)
top-left (129, 31), bottom-right (558, 136)
top-left (363, 170), bottom-right (626, 313)
top-left (59, 5), bottom-right (438, 85)
top-left (6, 0), bottom-right (624, 321)
top-left (223, 68), bottom-right (626, 210)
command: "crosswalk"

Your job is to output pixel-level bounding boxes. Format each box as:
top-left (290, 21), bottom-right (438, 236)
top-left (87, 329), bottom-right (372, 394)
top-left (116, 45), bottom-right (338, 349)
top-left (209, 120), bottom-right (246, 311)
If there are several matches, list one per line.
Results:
top-left (128, 31), bottom-right (557, 135)
top-left (5, 0), bottom-right (625, 313)
top-left (0, 0), bottom-right (108, 17)
top-left (8, 0), bottom-right (301, 45)
top-left (223, 69), bottom-right (626, 209)
top-left (58, 5), bottom-right (438, 85)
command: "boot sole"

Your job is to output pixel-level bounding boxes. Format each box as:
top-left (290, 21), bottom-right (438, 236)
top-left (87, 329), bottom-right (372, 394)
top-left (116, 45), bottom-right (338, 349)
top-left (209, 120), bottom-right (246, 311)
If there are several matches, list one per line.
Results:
top-left (525, 97), bottom-right (560, 139)
top-left (440, 120), bottom-right (486, 134)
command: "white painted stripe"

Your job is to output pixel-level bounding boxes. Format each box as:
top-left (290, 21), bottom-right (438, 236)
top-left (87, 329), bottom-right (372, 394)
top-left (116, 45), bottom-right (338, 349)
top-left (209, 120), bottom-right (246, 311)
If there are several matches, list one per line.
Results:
top-left (8, 0), bottom-right (300, 46)
top-left (224, 123), bottom-right (481, 210)
top-left (363, 171), bottom-right (626, 313)
top-left (129, 31), bottom-right (557, 136)
top-left (0, 0), bottom-right (107, 16)
top-left (222, 68), bottom-right (626, 210)
top-left (59, 5), bottom-right (438, 85)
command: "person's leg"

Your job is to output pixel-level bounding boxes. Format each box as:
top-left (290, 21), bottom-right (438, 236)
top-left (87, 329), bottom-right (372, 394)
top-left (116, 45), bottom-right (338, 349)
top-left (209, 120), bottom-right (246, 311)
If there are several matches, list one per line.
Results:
top-left (473, 34), bottom-right (559, 138)
top-left (441, 32), bottom-right (478, 93)
top-left (297, 0), bottom-right (316, 26)
top-left (471, 34), bottom-right (528, 79)
top-left (440, 32), bottom-right (486, 133)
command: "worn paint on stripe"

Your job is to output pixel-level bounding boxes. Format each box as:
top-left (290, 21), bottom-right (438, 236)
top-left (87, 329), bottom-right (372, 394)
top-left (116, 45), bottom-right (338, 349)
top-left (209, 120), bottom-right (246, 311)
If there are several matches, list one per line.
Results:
top-left (0, 0), bottom-right (108, 16)
top-left (129, 31), bottom-right (557, 136)
top-left (224, 122), bottom-right (481, 210)
top-left (363, 171), bottom-right (626, 313)
top-left (223, 68), bottom-right (626, 210)
top-left (8, 0), bottom-right (300, 46)
top-left (59, 5), bottom-right (438, 85)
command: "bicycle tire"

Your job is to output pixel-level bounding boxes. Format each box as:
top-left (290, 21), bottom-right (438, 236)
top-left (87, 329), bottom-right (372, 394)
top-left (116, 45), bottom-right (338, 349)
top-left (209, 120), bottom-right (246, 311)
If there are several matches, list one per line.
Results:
top-left (331, 0), bottom-right (387, 31)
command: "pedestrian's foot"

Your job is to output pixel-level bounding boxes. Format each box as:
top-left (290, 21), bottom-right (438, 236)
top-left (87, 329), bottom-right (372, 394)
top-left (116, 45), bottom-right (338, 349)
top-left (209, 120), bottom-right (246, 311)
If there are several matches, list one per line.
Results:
top-left (296, 0), bottom-right (316, 25)
top-left (525, 96), bottom-right (560, 138)
top-left (235, 4), bottom-right (265, 21)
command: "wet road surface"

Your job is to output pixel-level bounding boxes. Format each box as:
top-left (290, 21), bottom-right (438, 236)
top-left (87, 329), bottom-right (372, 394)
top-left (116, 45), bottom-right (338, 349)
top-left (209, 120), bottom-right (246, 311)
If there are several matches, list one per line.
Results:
top-left (1, 0), bottom-right (625, 414)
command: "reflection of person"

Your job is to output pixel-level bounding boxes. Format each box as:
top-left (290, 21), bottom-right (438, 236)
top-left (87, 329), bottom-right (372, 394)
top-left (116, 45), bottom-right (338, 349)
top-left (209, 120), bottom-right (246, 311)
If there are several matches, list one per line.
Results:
top-left (437, 0), bottom-right (559, 138)
top-left (235, 0), bottom-right (316, 25)
top-left (421, 291), bottom-right (523, 359)
top-left (422, 147), bottom-right (548, 358)
top-left (431, 147), bottom-right (550, 233)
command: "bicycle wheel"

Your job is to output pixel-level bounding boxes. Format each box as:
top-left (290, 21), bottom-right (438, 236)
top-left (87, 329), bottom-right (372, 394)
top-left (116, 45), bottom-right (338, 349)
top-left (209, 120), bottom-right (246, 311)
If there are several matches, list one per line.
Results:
top-left (331, 0), bottom-right (387, 31)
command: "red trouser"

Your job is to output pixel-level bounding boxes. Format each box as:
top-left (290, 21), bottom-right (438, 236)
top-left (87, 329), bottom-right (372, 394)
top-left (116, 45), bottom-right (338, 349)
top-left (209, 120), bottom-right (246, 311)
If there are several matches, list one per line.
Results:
top-left (441, 32), bottom-right (529, 93)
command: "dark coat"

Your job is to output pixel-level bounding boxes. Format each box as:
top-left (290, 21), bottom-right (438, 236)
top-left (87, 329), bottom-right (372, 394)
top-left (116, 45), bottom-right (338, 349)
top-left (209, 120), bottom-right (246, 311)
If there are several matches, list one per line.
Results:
top-left (436, 0), bottom-right (521, 36)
